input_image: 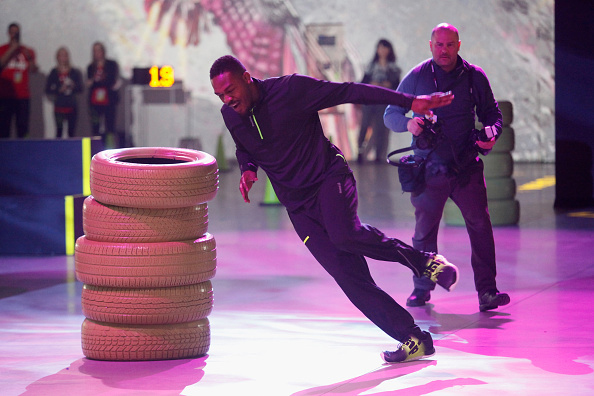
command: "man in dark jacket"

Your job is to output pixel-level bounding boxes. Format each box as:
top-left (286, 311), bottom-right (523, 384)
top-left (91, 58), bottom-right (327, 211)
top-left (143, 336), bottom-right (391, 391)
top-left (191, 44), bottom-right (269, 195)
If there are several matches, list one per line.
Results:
top-left (384, 23), bottom-right (510, 312)
top-left (210, 55), bottom-right (457, 363)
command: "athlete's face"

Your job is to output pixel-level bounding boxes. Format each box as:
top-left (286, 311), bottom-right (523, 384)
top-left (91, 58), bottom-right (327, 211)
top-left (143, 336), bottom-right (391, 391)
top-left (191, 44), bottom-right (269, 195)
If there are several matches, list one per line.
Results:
top-left (211, 70), bottom-right (255, 116)
top-left (430, 28), bottom-right (460, 73)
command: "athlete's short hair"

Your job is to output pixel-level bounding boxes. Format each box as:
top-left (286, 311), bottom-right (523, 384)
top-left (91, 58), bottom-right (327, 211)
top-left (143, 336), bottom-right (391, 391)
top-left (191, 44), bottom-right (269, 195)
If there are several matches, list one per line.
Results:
top-left (210, 55), bottom-right (247, 80)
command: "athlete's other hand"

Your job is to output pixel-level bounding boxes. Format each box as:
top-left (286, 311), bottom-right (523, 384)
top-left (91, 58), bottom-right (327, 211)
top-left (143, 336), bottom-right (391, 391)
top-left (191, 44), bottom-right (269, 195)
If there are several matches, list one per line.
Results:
top-left (411, 92), bottom-right (454, 116)
top-left (239, 170), bottom-right (258, 203)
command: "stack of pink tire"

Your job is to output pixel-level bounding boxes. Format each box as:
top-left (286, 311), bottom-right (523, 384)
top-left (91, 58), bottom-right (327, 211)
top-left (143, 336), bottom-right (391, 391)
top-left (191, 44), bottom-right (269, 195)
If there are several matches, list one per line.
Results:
top-left (75, 147), bottom-right (218, 361)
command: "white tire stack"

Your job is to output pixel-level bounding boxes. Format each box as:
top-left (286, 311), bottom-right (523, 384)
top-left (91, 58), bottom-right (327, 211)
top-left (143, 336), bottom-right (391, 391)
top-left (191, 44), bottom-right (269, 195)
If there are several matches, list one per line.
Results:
top-left (445, 101), bottom-right (520, 226)
top-left (75, 147), bottom-right (218, 361)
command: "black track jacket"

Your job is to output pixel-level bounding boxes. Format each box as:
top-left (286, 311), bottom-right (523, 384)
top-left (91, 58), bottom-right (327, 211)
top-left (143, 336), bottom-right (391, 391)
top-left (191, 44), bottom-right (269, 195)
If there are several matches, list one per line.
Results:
top-left (220, 74), bottom-right (415, 211)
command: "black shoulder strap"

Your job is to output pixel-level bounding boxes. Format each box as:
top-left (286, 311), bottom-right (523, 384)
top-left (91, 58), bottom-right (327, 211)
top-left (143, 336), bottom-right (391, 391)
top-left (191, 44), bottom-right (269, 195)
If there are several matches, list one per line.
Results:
top-left (467, 64), bottom-right (477, 108)
top-left (441, 64), bottom-right (471, 94)
top-left (443, 63), bottom-right (479, 171)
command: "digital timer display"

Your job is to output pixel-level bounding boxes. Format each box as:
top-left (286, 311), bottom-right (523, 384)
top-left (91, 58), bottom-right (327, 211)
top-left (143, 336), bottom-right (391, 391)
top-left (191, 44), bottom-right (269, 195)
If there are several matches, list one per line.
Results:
top-left (132, 66), bottom-right (175, 87)
top-left (149, 65), bottom-right (174, 87)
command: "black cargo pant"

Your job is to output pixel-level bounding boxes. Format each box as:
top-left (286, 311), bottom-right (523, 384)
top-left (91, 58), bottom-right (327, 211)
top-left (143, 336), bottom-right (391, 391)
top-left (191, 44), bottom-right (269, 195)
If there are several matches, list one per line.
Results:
top-left (410, 158), bottom-right (498, 296)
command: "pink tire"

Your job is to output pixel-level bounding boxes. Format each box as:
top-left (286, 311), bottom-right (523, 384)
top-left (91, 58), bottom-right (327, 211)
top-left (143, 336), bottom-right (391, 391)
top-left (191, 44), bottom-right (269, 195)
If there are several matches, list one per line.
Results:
top-left (75, 233), bottom-right (217, 288)
top-left (81, 281), bottom-right (214, 324)
top-left (81, 318), bottom-right (210, 361)
top-left (90, 147), bottom-right (218, 208)
top-left (82, 196), bottom-right (209, 243)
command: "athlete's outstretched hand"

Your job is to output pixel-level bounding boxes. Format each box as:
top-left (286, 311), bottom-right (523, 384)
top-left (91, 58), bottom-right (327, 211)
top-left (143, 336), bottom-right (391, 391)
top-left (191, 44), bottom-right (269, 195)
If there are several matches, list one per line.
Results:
top-left (411, 92), bottom-right (454, 116)
top-left (239, 170), bottom-right (258, 203)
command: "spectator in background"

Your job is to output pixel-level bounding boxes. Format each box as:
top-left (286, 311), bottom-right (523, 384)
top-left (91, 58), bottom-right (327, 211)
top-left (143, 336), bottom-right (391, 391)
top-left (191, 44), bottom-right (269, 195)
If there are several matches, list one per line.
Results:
top-left (87, 42), bottom-right (120, 147)
top-left (45, 47), bottom-right (83, 138)
top-left (357, 39), bottom-right (401, 164)
top-left (0, 22), bottom-right (38, 138)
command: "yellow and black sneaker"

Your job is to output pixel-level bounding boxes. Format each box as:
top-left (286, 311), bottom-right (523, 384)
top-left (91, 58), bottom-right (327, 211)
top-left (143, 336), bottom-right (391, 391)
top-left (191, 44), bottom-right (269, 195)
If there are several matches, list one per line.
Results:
top-left (423, 254), bottom-right (459, 292)
top-left (381, 331), bottom-right (436, 363)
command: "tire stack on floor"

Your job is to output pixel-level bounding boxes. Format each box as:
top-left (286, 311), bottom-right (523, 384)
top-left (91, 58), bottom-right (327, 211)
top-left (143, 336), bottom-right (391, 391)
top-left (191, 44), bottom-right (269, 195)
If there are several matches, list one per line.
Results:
top-left (444, 100), bottom-right (519, 226)
top-left (75, 147), bottom-right (218, 361)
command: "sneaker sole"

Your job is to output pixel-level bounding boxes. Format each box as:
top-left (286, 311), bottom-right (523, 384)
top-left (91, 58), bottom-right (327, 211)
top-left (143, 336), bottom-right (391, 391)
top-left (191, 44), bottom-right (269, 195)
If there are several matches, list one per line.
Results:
top-left (380, 348), bottom-right (436, 364)
top-left (438, 262), bottom-right (459, 292)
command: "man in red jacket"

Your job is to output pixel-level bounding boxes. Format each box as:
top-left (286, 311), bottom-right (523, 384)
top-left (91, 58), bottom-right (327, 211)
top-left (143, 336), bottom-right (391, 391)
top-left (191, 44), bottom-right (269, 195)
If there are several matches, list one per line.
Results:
top-left (0, 22), bottom-right (38, 138)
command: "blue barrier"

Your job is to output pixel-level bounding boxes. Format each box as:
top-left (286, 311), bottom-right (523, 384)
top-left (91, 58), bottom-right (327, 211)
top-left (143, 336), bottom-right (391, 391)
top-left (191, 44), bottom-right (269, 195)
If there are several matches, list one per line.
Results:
top-left (0, 138), bottom-right (103, 255)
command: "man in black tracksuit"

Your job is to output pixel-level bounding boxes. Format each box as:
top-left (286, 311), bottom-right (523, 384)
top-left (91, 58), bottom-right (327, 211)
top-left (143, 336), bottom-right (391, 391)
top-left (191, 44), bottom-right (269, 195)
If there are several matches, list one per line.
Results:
top-left (210, 55), bottom-right (458, 363)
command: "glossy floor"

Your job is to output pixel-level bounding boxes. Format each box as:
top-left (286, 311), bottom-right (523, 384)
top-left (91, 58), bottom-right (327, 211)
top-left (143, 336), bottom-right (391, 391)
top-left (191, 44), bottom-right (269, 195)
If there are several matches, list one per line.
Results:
top-left (1, 162), bottom-right (594, 396)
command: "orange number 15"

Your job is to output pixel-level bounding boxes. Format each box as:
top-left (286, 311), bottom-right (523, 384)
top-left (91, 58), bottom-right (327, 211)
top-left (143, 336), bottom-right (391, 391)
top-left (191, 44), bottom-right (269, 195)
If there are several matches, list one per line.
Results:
top-left (149, 65), bottom-right (174, 87)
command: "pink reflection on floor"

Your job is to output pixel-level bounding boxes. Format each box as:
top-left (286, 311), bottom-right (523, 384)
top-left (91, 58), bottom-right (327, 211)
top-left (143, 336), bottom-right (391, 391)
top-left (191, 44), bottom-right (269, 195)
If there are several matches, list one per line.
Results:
top-left (1, 164), bottom-right (594, 395)
top-left (20, 358), bottom-right (207, 395)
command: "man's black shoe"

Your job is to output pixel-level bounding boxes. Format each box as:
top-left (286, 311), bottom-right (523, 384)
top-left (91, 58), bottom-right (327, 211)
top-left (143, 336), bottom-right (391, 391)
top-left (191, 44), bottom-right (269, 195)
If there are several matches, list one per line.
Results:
top-left (479, 291), bottom-right (510, 312)
top-left (406, 288), bottom-right (431, 307)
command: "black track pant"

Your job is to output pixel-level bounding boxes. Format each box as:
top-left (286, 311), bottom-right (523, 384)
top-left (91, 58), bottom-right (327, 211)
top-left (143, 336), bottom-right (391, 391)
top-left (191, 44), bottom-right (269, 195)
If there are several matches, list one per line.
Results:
top-left (287, 172), bottom-right (430, 342)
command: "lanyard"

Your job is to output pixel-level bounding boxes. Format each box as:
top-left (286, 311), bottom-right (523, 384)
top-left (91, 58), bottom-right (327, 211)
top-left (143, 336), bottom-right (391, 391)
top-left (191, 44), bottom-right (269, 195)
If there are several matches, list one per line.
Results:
top-left (430, 61), bottom-right (469, 94)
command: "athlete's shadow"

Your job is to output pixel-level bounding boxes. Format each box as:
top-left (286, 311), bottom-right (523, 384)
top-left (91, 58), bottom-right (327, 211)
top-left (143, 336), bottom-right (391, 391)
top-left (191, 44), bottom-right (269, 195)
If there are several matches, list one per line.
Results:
top-left (290, 360), bottom-right (486, 396)
top-left (412, 304), bottom-right (592, 376)
top-left (410, 303), bottom-right (513, 333)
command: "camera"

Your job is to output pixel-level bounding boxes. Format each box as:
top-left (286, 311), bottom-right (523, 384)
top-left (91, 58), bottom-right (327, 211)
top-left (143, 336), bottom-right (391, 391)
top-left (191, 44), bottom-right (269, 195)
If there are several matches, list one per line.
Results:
top-left (472, 125), bottom-right (498, 142)
top-left (469, 125), bottom-right (499, 155)
top-left (414, 115), bottom-right (443, 150)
